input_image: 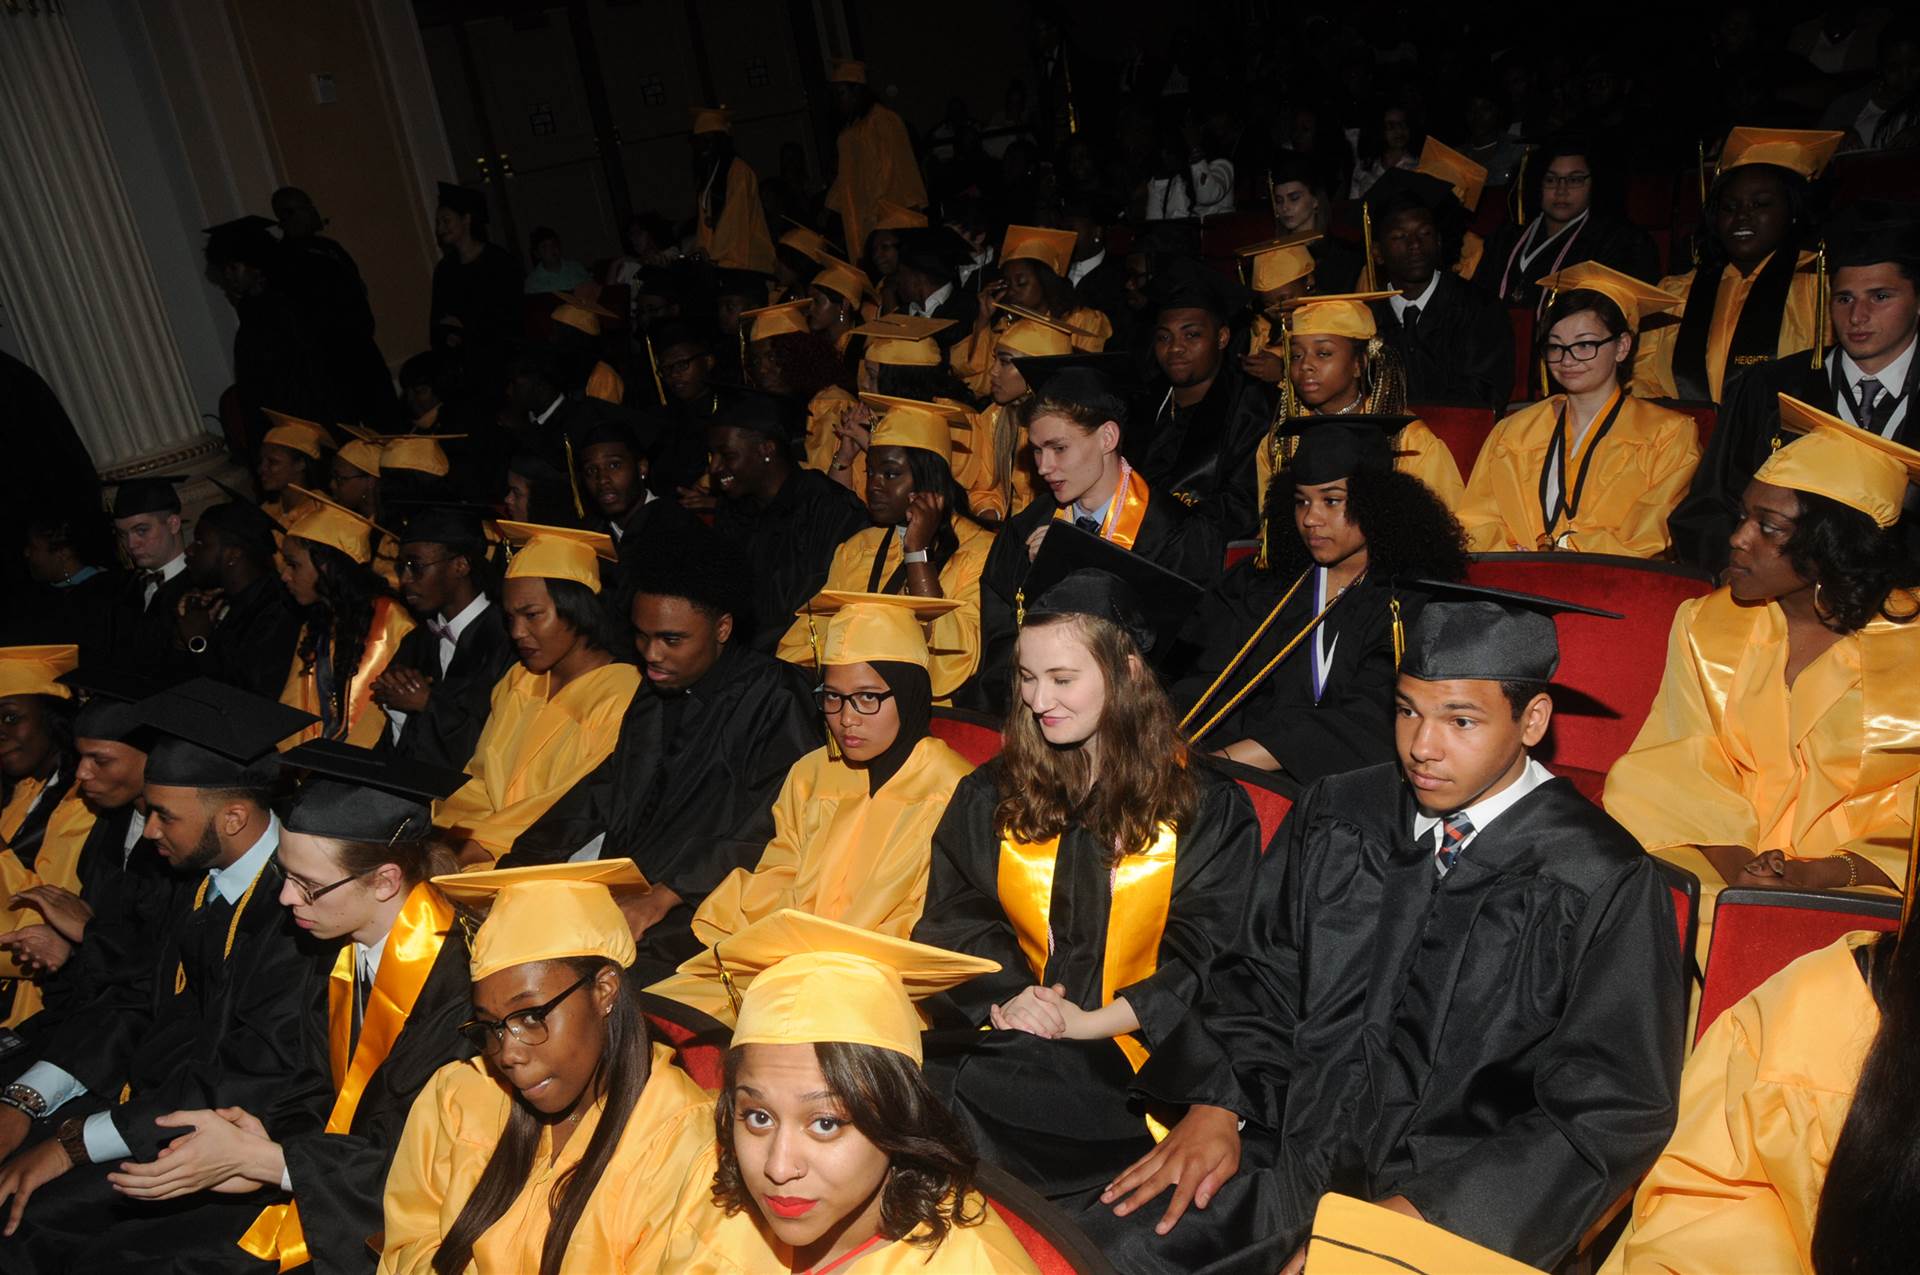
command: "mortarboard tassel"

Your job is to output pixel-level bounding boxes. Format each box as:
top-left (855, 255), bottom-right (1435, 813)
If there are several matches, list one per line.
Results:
top-left (1179, 569), bottom-right (1310, 734)
top-left (1539, 284), bottom-right (1557, 399)
top-left (1811, 241), bottom-right (1828, 371)
top-left (1902, 777), bottom-right (1919, 936)
top-left (1390, 594), bottom-right (1404, 669)
top-left (1188, 577), bottom-right (1346, 745)
top-left (561, 434), bottom-right (586, 519)
top-left (1360, 203), bottom-right (1377, 293)
top-left (1511, 150), bottom-right (1529, 227)
top-left (643, 331), bottom-right (666, 405)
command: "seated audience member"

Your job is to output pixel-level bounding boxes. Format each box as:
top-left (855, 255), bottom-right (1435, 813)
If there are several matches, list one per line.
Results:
top-left (1093, 583), bottom-right (1684, 1273)
top-left (101, 476), bottom-right (192, 683)
top-left (656, 910), bottom-right (1041, 1273)
top-left (1669, 200), bottom-right (1920, 571)
top-left (706, 393), bottom-right (870, 653)
top-left (892, 225), bottom-right (976, 337)
top-left (975, 307), bottom-right (1076, 519)
top-left (1268, 153), bottom-right (1363, 294)
top-left (10, 511), bottom-right (118, 666)
top-left (1234, 230), bottom-right (1318, 383)
top-left (1605, 398), bottom-right (1920, 963)
top-left (652, 592), bottom-right (972, 1019)
top-left (256, 412), bottom-right (336, 530)
top-left (373, 506), bottom-right (513, 773)
top-left (817, 315), bottom-right (967, 500)
top-left (275, 490), bottom-right (416, 749)
top-left (378, 861), bottom-right (716, 1274)
top-left (0, 647), bottom-right (82, 1024)
top-left (1631, 128), bottom-right (1841, 405)
top-left (1458, 264), bottom-right (1702, 556)
top-left (777, 396), bottom-right (995, 701)
top-left (329, 431), bottom-right (400, 588)
top-left (178, 500), bottom-right (303, 698)
top-left (913, 530), bottom-right (1259, 1201)
top-left (1365, 170), bottom-right (1515, 412)
top-left (433, 523), bottom-right (638, 864)
top-left (503, 451), bottom-right (581, 529)
top-left (573, 418), bottom-right (701, 566)
top-left (952, 225), bottom-right (1112, 396)
top-left (1177, 416), bottom-right (1468, 782)
top-left (548, 290), bottom-right (627, 406)
top-left (804, 255), bottom-right (874, 359)
top-left (0, 681), bottom-right (330, 1271)
top-left (742, 298), bottom-right (856, 481)
top-left (522, 225), bottom-right (590, 295)
top-left (1474, 137), bottom-right (1661, 309)
top-left (398, 351), bottom-right (447, 432)
top-left (91, 743), bottom-right (471, 1274)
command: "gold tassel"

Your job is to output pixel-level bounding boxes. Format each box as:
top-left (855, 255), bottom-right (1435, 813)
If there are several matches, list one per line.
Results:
top-left (739, 327), bottom-right (749, 379)
top-left (561, 434), bottom-right (586, 518)
top-left (1511, 149), bottom-right (1529, 227)
top-left (643, 331), bottom-right (666, 404)
top-left (1811, 241), bottom-right (1828, 370)
top-left (1063, 50), bottom-right (1079, 136)
top-left (1697, 138), bottom-right (1709, 210)
top-left (1257, 315), bottom-right (1295, 571)
top-left (1390, 595), bottom-right (1404, 669)
top-left (1015, 586), bottom-right (1026, 627)
top-left (1189, 584), bottom-right (1346, 745)
top-left (1361, 202), bottom-right (1377, 293)
top-left (1179, 569), bottom-right (1310, 732)
top-left (1539, 284), bottom-right (1557, 399)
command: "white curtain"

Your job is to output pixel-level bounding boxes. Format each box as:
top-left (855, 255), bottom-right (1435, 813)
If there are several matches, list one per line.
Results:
top-left (0, 3), bottom-right (209, 470)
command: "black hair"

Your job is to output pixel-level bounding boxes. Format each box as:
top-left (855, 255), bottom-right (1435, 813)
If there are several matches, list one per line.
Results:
top-left (540, 575), bottom-right (622, 654)
top-left (1356, 100), bottom-right (1424, 167)
top-left (529, 225), bottom-right (560, 252)
top-left (1015, 259), bottom-right (1081, 319)
top-left (1372, 188), bottom-right (1464, 270)
top-left (623, 211), bottom-right (673, 257)
top-left (1781, 490), bottom-right (1920, 635)
top-left (873, 445), bottom-right (977, 571)
top-left (1697, 164), bottom-right (1812, 273)
top-left (1496, 680), bottom-right (1546, 721)
top-left (1523, 134), bottom-right (1626, 221)
top-left (195, 501), bottom-right (279, 573)
top-left (577, 419), bottom-right (648, 462)
top-left (649, 319), bottom-right (713, 358)
top-left (27, 507), bottom-right (115, 569)
top-left (1538, 288), bottom-right (1635, 385)
top-left (293, 539), bottom-right (389, 736)
top-left (872, 361), bottom-right (975, 406)
top-left (508, 452), bottom-right (584, 528)
top-left (1261, 464), bottom-right (1470, 585)
top-left (626, 526), bottom-right (750, 622)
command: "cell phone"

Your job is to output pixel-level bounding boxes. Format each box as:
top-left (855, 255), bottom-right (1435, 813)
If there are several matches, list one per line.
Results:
top-left (0, 1028), bottom-right (28, 1062)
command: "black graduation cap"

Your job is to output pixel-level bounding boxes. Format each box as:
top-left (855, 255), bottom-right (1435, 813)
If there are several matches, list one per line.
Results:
top-left (711, 267), bottom-right (776, 303)
top-left (396, 503), bottom-right (487, 548)
top-left (1147, 256), bottom-right (1250, 322)
top-left (202, 215), bottom-right (281, 266)
top-left (1364, 168), bottom-right (1466, 222)
top-left (1008, 351), bottom-right (1140, 418)
top-left (894, 226), bottom-right (974, 279)
top-left (1278, 415), bottom-right (1415, 485)
top-left (282, 740), bottom-right (467, 843)
top-left (204, 214), bottom-right (279, 237)
top-left (1022, 520), bottom-right (1203, 657)
top-left (1827, 198), bottom-right (1920, 270)
top-left (61, 667), bottom-right (164, 747)
top-left (436, 181), bottom-right (488, 224)
top-left (1397, 579), bottom-right (1621, 685)
top-left (109, 474), bottom-right (187, 519)
top-left (137, 678), bottom-right (317, 789)
top-left (713, 389), bottom-right (805, 443)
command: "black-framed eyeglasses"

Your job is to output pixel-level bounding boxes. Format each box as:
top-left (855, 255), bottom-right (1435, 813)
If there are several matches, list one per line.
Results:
top-left (458, 975), bottom-right (589, 1055)
top-left (1542, 337), bottom-right (1618, 364)
top-left (274, 854), bottom-right (375, 905)
top-left (397, 554), bottom-right (452, 578)
top-left (814, 687), bottom-right (896, 716)
top-left (1541, 172), bottom-right (1591, 190)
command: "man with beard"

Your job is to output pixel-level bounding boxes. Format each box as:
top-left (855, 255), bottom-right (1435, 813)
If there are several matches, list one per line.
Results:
top-left (176, 501), bottom-right (302, 698)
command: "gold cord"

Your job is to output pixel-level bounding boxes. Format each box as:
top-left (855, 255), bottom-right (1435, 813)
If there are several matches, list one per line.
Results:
top-left (1188, 586), bottom-right (1346, 745)
top-left (1178, 569), bottom-right (1309, 731)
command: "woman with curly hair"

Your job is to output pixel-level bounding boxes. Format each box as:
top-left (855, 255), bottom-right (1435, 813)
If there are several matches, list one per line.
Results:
top-left (911, 537), bottom-right (1260, 1201)
top-left (660, 911), bottom-right (1039, 1272)
top-left (1175, 414), bottom-right (1469, 782)
top-left (1604, 397), bottom-right (1920, 967)
top-left (276, 488), bottom-right (416, 748)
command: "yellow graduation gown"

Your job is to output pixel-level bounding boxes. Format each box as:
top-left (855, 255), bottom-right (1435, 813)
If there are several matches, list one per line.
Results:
top-left (1630, 252), bottom-right (1826, 402)
top-left (827, 104), bottom-right (928, 257)
top-left (1457, 394), bottom-right (1701, 557)
top-left (953, 402), bottom-right (1039, 523)
top-left (805, 387), bottom-right (860, 485)
top-left (433, 661), bottom-right (641, 859)
top-left (698, 157), bottom-right (778, 276)
top-left (774, 520), bottom-right (995, 700)
top-left (949, 307), bottom-right (1113, 398)
top-left (279, 597), bottom-right (416, 749)
top-left (0, 774), bottom-right (47, 844)
top-left (651, 737), bottom-right (973, 1020)
top-left (1255, 417), bottom-right (1465, 519)
top-left (377, 1047), bottom-right (716, 1275)
top-left (1602, 589), bottom-right (1920, 960)
top-left (1599, 931), bottom-right (1879, 1275)
top-left (0, 787), bottom-right (95, 1025)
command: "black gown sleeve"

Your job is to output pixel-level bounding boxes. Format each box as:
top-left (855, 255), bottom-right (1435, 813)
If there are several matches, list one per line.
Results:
top-left (911, 767), bottom-right (1037, 1025)
top-left (1248, 595), bottom-right (1399, 779)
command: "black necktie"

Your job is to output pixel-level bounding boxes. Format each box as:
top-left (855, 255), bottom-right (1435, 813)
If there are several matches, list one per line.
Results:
top-left (1075, 516), bottom-right (1101, 535)
top-left (1401, 304), bottom-right (1421, 333)
top-left (1858, 377), bottom-right (1887, 434)
top-left (350, 957), bottom-right (367, 1056)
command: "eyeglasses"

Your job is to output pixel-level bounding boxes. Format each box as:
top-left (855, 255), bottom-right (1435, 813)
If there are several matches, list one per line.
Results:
top-left (397, 554), bottom-right (451, 578)
top-left (274, 854), bottom-right (375, 905)
top-left (1542, 337), bottom-right (1618, 364)
top-left (458, 975), bottom-right (589, 1055)
top-left (814, 687), bottom-right (897, 716)
top-left (1541, 172), bottom-right (1591, 190)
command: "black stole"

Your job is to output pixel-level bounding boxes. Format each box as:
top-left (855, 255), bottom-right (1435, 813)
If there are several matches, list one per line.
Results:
top-left (1671, 249), bottom-right (1798, 401)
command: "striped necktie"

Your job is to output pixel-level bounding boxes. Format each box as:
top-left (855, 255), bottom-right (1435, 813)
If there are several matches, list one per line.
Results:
top-left (1430, 811), bottom-right (1476, 877)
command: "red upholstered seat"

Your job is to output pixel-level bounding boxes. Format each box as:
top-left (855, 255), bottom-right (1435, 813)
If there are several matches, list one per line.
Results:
top-left (1506, 307), bottom-right (1538, 405)
top-left (1411, 403), bottom-right (1495, 479)
top-left (1696, 888), bottom-right (1900, 1043)
top-left (1624, 172), bottom-right (1675, 230)
top-left (1224, 540), bottom-right (1259, 571)
top-left (1464, 554), bottom-right (1714, 788)
top-left (1651, 859), bottom-right (1700, 984)
top-left (978, 1164), bottom-right (1119, 1274)
top-left (1200, 209), bottom-right (1282, 262)
top-left (930, 707), bottom-right (1004, 766)
top-left (1470, 187), bottom-right (1510, 238)
top-left (1652, 398), bottom-right (1718, 452)
top-left (644, 1009), bottom-right (727, 1092)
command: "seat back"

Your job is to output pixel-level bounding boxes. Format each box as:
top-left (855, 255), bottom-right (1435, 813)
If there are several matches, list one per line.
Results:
top-left (1507, 306), bottom-right (1538, 406)
top-left (1224, 539), bottom-right (1259, 571)
top-left (1652, 398), bottom-right (1718, 453)
top-left (1696, 888), bottom-right (1901, 1043)
top-left (1651, 858), bottom-right (1700, 986)
top-left (1201, 755), bottom-right (1298, 853)
top-left (1411, 403), bottom-right (1495, 479)
top-left (930, 706), bottom-right (1004, 766)
top-left (1464, 554), bottom-right (1714, 796)
top-left (642, 1003), bottom-right (729, 1092)
top-left (978, 1163), bottom-right (1120, 1275)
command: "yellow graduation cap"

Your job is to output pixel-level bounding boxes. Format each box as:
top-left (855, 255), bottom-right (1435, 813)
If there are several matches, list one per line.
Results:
top-left (873, 199), bottom-right (928, 231)
top-left (828, 58), bottom-right (867, 85)
top-left (1281, 291), bottom-right (1399, 340)
top-left (744, 299), bottom-right (811, 342)
top-left (1304, 1195), bottom-right (1539, 1274)
top-left (1236, 230), bottom-right (1321, 293)
top-left (995, 302), bottom-right (1078, 360)
top-left (690, 909), bottom-right (998, 1059)
top-left (854, 316), bottom-right (954, 368)
top-left (499, 519), bottom-right (618, 592)
top-left (0, 645), bottom-right (78, 700)
top-left (551, 289), bottom-right (621, 337)
top-left (803, 589), bottom-right (963, 670)
top-left (336, 437), bottom-right (383, 478)
top-left (779, 220), bottom-right (831, 264)
top-left (379, 434), bottom-right (460, 477)
top-left (811, 255), bottom-right (876, 305)
top-left (261, 410), bottom-right (331, 458)
top-left (1000, 224), bottom-right (1077, 277)
top-left (433, 859), bottom-right (650, 981)
top-left (854, 314), bottom-right (955, 342)
top-left (283, 485), bottom-right (386, 563)
top-left (1533, 261), bottom-right (1684, 333)
top-left (1719, 126), bottom-right (1845, 180)
top-left (1417, 136), bottom-right (1488, 211)
top-left (690, 105), bottom-right (731, 136)
top-left (859, 393), bottom-right (973, 463)
top-left (1755, 394), bottom-right (1920, 529)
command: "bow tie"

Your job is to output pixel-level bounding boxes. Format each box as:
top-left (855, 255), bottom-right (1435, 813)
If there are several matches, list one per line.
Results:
top-left (427, 621), bottom-right (456, 641)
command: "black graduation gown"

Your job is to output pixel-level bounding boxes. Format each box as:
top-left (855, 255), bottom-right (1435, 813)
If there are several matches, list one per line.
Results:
top-left (279, 236), bottom-right (402, 431)
top-left (1370, 274), bottom-right (1514, 412)
top-left (1172, 571), bottom-right (1406, 783)
top-left (913, 762), bottom-right (1260, 1200)
top-left (184, 574), bottom-right (305, 699)
top-left (104, 568), bottom-right (196, 686)
top-left (1472, 215), bottom-right (1661, 307)
top-left (710, 469), bottom-right (870, 653)
top-left (608, 495), bottom-right (705, 571)
top-left (231, 289), bottom-right (340, 430)
top-left (428, 243), bottom-right (522, 360)
top-left (0, 351), bottom-right (99, 600)
top-left (926, 286), bottom-right (978, 353)
top-left (1074, 256), bottom-right (1135, 351)
top-left (1131, 367), bottom-right (1274, 543)
top-left (1093, 765), bottom-right (1685, 1273)
top-left (382, 598), bottom-right (515, 773)
top-left (1307, 238), bottom-right (1363, 295)
top-left (0, 572), bottom-right (121, 667)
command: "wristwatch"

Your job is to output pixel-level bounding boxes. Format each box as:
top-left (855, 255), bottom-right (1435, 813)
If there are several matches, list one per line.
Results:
top-left (55, 1116), bottom-right (88, 1167)
top-left (901, 548), bottom-right (930, 564)
top-left (0, 1083), bottom-right (47, 1120)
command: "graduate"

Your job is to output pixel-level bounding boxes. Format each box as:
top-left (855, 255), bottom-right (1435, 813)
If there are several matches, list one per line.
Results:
top-left (329, 430), bottom-right (401, 590)
top-left (276, 489), bottom-right (417, 750)
top-left (378, 860), bottom-right (716, 1275)
top-left (952, 225), bottom-right (1111, 397)
top-left (1604, 398), bottom-right (1920, 964)
top-left (655, 910), bottom-right (1041, 1273)
top-left (572, 417), bottom-right (703, 567)
top-left (743, 298), bottom-right (856, 480)
top-left (0, 647), bottom-right (84, 1025)
top-left (805, 255), bottom-right (875, 359)
top-left (1252, 292), bottom-right (1466, 513)
top-left (433, 522), bottom-right (638, 864)
top-left (706, 393), bottom-right (870, 653)
top-left (651, 591), bottom-right (973, 1021)
top-left (1094, 583), bottom-right (1684, 1273)
top-left (256, 412), bottom-right (336, 530)
top-left (1630, 128), bottom-right (1841, 404)
top-left (1267, 153), bottom-right (1363, 294)
top-left (817, 314), bottom-right (966, 500)
top-left (179, 500), bottom-right (304, 698)
top-left (777, 395), bottom-right (995, 701)
top-left (1233, 230), bottom-right (1319, 384)
top-left (0, 681), bottom-right (331, 1273)
top-left (1457, 263), bottom-right (1702, 556)
top-left (1473, 137), bottom-right (1662, 309)
top-left (1299, 1195), bottom-right (1540, 1275)
top-left (975, 305), bottom-right (1076, 519)
top-left (912, 528), bottom-right (1260, 1201)
top-left (824, 60), bottom-right (928, 263)
top-left (547, 291), bottom-right (627, 405)
top-left (1175, 416), bottom-right (1467, 782)
top-left (102, 475), bottom-right (194, 684)
top-left (1413, 136), bottom-right (1491, 281)
top-left (692, 107), bottom-right (778, 276)
top-left (373, 506), bottom-right (514, 773)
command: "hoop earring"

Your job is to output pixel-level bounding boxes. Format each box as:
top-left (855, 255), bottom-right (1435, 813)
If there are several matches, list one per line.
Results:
top-left (1813, 580), bottom-right (1826, 614)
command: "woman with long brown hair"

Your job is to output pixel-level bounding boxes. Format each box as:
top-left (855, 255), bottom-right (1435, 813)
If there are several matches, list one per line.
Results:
top-left (911, 529), bottom-right (1261, 1202)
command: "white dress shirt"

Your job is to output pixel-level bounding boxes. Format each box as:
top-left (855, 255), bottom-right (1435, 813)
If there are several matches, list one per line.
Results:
top-left (914, 281), bottom-right (955, 318)
top-left (143, 553), bottom-right (187, 607)
top-left (1837, 336), bottom-right (1916, 439)
top-left (1389, 271), bottom-right (1441, 324)
top-left (1412, 757), bottom-right (1554, 876)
